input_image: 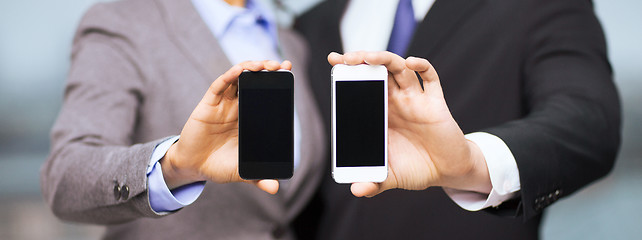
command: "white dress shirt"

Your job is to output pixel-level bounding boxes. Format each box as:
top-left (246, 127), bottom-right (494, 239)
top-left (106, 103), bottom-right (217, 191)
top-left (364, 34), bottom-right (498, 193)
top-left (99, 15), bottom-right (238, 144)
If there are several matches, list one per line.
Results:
top-left (341, 0), bottom-right (521, 210)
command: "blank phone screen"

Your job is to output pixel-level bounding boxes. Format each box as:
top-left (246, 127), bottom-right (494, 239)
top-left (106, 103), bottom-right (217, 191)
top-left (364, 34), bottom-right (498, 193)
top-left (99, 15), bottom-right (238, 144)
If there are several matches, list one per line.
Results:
top-left (238, 71), bottom-right (293, 179)
top-left (335, 80), bottom-right (385, 167)
top-left (240, 88), bottom-right (293, 163)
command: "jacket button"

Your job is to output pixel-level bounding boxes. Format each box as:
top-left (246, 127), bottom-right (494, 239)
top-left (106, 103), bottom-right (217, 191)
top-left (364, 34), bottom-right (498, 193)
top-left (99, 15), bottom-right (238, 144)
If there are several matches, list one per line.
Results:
top-left (533, 203), bottom-right (541, 211)
top-left (120, 185), bottom-right (130, 200)
top-left (114, 184), bottom-right (121, 200)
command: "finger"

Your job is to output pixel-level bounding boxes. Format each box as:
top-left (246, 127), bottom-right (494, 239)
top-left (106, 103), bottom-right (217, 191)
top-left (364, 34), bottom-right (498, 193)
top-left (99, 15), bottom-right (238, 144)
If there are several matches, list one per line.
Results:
top-left (255, 179), bottom-right (280, 194)
top-left (328, 52), bottom-right (344, 66)
top-left (281, 60), bottom-right (292, 70)
top-left (406, 56), bottom-right (440, 91)
top-left (203, 64), bottom-right (244, 105)
top-left (223, 81), bottom-right (238, 99)
top-left (388, 73), bottom-right (400, 93)
top-left (351, 168), bottom-right (399, 197)
top-left (351, 182), bottom-right (381, 197)
top-left (239, 61), bottom-right (265, 72)
top-left (263, 60), bottom-right (282, 71)
top-left (343, 51), bottom-right (368, 65)
top-left (365, 52), bottom-right (421, 91)
top-left (363, 51), bottom-right (406, 74)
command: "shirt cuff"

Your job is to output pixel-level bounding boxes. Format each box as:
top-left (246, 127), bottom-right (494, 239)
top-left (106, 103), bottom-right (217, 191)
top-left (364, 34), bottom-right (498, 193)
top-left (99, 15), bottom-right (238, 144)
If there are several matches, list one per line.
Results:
top-left (443, 132), bottom-right (521, 211)
top-left (147, 136), bottom-right (205, 213)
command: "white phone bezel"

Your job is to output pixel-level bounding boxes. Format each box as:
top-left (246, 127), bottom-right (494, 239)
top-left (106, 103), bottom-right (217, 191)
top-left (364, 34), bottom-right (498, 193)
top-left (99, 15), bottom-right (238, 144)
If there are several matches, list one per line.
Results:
top-left (331, 64), bottom-right (388, 184)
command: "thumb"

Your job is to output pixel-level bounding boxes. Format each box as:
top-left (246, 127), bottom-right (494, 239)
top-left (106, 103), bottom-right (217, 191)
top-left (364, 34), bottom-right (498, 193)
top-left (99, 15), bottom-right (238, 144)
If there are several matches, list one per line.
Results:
top-left (350, 173), bottom-right (398, 197)
top-left (351, 182), bottom-right (381, 197)
top-left (254, 179), bottom-right (280, 195)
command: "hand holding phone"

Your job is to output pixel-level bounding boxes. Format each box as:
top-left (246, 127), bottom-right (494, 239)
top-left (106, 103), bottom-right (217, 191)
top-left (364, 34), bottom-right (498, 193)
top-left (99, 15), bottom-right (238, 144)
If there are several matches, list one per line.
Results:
top-left (161, 60), bottom-right (293, 195)
top-left (328, 52), bottom-right (492, 197)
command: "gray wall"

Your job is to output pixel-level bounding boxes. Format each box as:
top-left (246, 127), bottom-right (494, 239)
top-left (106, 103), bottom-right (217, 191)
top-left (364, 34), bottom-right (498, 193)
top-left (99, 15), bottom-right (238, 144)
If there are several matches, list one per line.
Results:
top-left (0, 0), bottom-right (639, 239)
top-left (0, 0), bottom-right (93, 194)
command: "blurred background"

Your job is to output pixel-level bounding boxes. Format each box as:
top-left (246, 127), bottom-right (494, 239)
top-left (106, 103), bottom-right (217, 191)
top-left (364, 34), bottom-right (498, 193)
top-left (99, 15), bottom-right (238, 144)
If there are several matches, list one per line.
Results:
top-left (0, 0), bottom-right (640, 239)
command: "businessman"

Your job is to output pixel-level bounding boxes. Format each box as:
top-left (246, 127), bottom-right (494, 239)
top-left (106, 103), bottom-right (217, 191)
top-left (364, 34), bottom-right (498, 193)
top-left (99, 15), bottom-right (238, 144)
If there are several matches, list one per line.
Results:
top-left (294, 0), bottom-right (620, 239)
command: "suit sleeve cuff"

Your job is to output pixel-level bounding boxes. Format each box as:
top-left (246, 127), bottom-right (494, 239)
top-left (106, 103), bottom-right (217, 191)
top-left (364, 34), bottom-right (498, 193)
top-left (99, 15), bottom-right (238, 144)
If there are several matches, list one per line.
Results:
top-left (443, 132), bottom-right (521, 211)
top-left (146, 136), bottom-right (205, 213)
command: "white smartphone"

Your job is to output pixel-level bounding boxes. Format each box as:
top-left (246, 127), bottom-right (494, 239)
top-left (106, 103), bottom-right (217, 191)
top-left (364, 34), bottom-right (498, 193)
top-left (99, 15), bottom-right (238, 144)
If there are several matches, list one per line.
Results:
top-left (331, 64), bottom-right (388, 183)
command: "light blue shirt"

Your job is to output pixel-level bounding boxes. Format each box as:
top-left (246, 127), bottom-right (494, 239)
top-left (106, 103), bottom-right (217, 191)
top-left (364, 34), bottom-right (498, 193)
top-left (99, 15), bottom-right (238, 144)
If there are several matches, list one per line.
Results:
top-left (193, 0), bottom-right (280, 64)
top-left (146, 0), bottom-right (301, 213)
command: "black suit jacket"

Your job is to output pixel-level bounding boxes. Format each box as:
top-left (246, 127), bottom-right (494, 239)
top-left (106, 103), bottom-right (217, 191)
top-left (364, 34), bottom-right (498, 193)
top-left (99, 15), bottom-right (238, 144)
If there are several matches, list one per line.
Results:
top-left (294, 0), bottom-right (620, 239)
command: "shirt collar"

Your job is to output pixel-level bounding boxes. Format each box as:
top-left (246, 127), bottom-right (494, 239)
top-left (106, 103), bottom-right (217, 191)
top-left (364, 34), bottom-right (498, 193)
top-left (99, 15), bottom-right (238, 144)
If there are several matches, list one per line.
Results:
top-left (197, 0), bottom-right (277, 40)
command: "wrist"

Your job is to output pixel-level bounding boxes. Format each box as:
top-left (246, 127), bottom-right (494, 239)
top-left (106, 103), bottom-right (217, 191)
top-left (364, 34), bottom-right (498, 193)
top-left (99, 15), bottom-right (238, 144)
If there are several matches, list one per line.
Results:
top-left (440, 140), bottom-right (492, 194)
top-left (161, 143), bottom-right (198, 189)
top-left (466, 140), bottom-right (492, 194)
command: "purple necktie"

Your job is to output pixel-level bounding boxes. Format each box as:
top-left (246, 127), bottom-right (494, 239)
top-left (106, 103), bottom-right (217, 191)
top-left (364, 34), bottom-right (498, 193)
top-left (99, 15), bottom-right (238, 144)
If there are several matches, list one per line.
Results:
top-left (387, 0), bottom-right (416, 57)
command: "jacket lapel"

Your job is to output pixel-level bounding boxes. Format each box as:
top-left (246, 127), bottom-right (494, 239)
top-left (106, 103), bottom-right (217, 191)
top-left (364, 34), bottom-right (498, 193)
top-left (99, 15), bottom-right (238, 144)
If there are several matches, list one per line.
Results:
top-left (408, 0), bottom-right (486, 57)
top-left (154, 0), bottom-right (293, 221)
top-left (278, 28), bottom-right (327, 202)
top-left (154, 0), bottom-right (232, 82)
top-left (321, 0), bottom-right (486, 57)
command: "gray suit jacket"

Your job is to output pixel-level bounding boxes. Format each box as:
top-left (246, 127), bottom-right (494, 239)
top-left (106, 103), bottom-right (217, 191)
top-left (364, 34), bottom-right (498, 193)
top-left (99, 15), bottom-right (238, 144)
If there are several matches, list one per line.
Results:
top-left (40, 0), bottom-right (326, 239)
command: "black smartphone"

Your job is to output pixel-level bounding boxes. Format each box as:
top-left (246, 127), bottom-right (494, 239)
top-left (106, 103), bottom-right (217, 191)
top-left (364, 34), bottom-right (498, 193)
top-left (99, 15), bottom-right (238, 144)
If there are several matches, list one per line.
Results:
top-left (238, 70), bottom-right (294, 180)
